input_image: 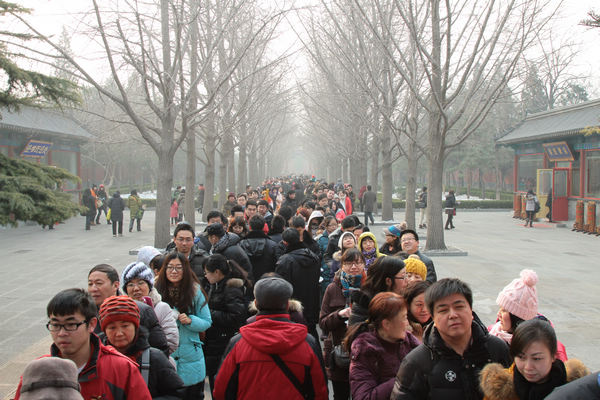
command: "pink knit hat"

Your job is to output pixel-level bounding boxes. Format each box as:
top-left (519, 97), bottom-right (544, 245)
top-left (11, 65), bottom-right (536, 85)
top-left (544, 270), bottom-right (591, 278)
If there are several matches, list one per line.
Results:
top-left (496, 269), bottom-right (538, 320)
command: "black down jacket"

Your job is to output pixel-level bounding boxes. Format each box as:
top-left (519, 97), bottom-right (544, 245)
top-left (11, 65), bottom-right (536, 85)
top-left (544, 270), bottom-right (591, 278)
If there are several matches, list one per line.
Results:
top-left (239, 231), bottom-right (282, 281)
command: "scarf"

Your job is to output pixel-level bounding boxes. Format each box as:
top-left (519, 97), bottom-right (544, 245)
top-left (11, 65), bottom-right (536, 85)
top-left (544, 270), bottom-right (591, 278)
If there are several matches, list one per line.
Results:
top-left (514, 359), bottom-right (566, 400)
top-left (488, 320), bottom-right (514, 344)
top-left (340, 270), bottom-right (362, 298)
top-left (363, 248), bottom-right (378, 270)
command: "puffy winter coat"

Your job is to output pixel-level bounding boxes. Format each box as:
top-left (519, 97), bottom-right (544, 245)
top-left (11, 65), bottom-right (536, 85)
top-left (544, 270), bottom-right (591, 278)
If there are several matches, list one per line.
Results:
top-left (213, 314), bottom-right (328, 400)
top-left (128, 194), bottom-right (142, 218)
top-left (319, 275), bottom-right (350, 382)
top-left (480, 359), bottom-right (589, 400)
top-left (210, 233), bottom-right (253, 279)
top-left (350, 330), bottom-right (420, 400)
top-left (118, 327), bottom-right (184, 398)
top-left (15, 334), bottom-right (151, 400)
top-left (203, 277), bottom-right (247, 358)
top-left (545, 370), bottom-right (600, 399)
top-left (171, 285), bottom-right (212, 386)
top-left (148, 287), bottom-right (179, 354)
top-left (239, 231), bottom-right (281, 280)
top-left (390, 317), bottom-right (511, 400)
top-left (414, 250), bottom-right (437, 283)
top-left (276, 246), bottom-right (321, 326)
top-left (107, 193), bottom-right (125, 221)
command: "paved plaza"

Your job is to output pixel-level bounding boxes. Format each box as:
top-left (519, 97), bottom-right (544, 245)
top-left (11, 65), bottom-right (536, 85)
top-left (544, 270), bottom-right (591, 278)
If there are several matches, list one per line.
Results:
top-left (1, 210), bottom-right (599, 398)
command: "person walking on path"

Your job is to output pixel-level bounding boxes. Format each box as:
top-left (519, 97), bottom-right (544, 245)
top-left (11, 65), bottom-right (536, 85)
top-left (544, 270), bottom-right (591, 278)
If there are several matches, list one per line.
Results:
top-left (82, 188), bottom-right (96, 231)
top-left (127, 189), bottom-right (143, 232)
top-left (107, 191), bottom-right (125, 237)
top-left (444, 190), bottom-right (457, 230)
top-left (524, 189), bottom-right (539, 228)
top-left (418, 187), bottom-right (427, 229)
top-left (95, 184), bottom-right (109, 224)
top-left (362, 185), bottom-right (377, 227)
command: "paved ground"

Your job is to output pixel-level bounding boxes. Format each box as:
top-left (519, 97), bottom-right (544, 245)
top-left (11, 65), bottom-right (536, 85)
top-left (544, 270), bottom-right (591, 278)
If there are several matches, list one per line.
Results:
top-left (1, 210), bottom-right (599, 398)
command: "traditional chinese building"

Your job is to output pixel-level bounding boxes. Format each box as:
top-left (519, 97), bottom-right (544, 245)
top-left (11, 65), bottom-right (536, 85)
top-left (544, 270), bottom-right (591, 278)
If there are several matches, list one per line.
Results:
top-left (0, 106), bottom-right (92, 191)
top-left (497, 99), bottom-right (600, 221)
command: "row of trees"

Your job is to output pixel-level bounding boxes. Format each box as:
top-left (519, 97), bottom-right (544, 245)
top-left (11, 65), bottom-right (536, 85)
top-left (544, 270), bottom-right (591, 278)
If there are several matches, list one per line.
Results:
top-left (296, 0), bottom-right (591, 249)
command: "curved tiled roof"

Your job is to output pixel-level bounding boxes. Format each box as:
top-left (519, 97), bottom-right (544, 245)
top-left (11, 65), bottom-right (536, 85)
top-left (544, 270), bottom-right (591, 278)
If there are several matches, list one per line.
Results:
top-left (0, 106), bottom-right (92, 141)
top-left (497, 99), bottom-right (600, 145)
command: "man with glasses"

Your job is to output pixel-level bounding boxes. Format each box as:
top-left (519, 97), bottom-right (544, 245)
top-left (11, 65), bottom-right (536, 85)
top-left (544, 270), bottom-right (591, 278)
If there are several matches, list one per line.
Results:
top-left (14, 288), bottom-right (151, 399)
top-left (171, 222), bottom-right (208, 279)
top-left (399, 229), bottom-right (437, 283)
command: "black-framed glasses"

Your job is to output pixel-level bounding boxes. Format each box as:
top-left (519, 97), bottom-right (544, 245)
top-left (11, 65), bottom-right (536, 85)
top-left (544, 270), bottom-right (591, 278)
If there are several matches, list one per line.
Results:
top-left (46, 320), bottom-right (88, 332)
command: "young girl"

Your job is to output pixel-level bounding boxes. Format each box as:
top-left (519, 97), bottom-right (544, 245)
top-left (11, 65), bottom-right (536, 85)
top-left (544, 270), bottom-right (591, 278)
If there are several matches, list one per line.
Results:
top-left (99, 295), bottom-right (184, 398)
top-left (155, 253), bottom-right (212, 399)
top-left (480, 319), bottom-right (589, 400)
top-left (344, 292), bottom-right (420, 400)
top-left (170, 198), bottom-right (179, 225)
top-left (329, 231), bottom-right (358, 281)
top-left (357, 232), bottom-right (384, 273)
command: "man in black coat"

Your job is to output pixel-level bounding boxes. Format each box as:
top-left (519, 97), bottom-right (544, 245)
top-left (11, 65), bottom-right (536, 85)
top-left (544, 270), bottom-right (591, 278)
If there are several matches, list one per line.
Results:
top-left (239, 215), bottom-right (282, 281)
top-left (280, 190), bottom-right (299, 213)
top-left (276, 228), bottom-right (321, 352)
top-left (206, 223), bottom-right (253, 280)
top-left (390, 278), bottom-right (511, 400)
top-left (399, 229), bottom-right (437, 283)
top-left (165, 222), bottom-right (208, 279)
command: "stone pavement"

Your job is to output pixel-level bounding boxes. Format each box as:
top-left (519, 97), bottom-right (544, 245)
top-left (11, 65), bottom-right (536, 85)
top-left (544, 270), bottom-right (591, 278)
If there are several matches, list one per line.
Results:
top-left (1, 210), bottom-right (599, 398)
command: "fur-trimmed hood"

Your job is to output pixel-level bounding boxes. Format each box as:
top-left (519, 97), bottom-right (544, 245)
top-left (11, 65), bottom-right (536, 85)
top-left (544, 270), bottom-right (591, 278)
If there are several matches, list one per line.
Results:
top-left (248, 298), bottom-right (303, 314)
top-left (480, 359), bottom-right (590, 400)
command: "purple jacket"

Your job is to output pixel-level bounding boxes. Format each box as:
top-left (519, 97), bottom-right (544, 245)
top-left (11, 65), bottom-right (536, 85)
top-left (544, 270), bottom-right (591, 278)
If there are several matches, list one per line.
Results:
top-left (350, 330), bottom-right (420, 400)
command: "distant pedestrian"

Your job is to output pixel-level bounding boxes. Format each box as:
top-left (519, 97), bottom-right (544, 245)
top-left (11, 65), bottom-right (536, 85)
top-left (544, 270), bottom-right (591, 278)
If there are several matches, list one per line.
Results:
top-left (524, 189), bottom-right (539, 227)
top-left (107, 191), bottom-right (125, 237)
top-left (128, 189), bottom-right (143, 232)
top-left (95, 184), bottom-right (109, 224)
top-left (362, 185), bottom-right (377, 227)
top-left (417, 187), bottom-right (427, 229)
top-left (170, 198), bottom-right (179, 225)
top-left (444, 190), bottom-right (457, 230)
top-left (178, 189), bottom-right (186, 222)
top-left (197, 184), bottom-right (205, 213)
top-left (82, 188), bottom-right (96, 231)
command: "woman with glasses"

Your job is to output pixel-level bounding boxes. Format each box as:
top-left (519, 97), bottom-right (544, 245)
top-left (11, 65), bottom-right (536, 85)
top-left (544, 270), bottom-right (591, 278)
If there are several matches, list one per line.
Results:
top-left (121, 261), bottom-right (179, 355)
top-left (156, 253), bottom-right (212, 400)
top-left (320, 248), bottom-right (366, 400)
top-left (348, 256), bottom-right (407, 326)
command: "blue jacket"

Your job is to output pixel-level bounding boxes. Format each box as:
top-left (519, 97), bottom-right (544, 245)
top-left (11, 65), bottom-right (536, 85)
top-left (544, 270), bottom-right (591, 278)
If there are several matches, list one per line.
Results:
top-left (172, 285), bottom-right (212, 386)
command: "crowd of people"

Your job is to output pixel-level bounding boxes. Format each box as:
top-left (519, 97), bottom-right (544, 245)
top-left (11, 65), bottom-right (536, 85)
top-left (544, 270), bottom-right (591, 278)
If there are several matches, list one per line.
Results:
top-left (17, 175), bottom-right (597, 399)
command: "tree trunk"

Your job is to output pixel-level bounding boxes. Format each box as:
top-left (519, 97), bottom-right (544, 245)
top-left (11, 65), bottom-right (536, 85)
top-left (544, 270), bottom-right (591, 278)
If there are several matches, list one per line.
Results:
top-left (425, 119), bottom-right (447, 250)
top-left (202, 132), bottom-right (217, 220)
top-left (381, 133), bottom-right (393, 221)
top-left (237, 137), bottom-right (247, 194)
top-left (185, 131), bottom-right (196, 226)
top-left (227, 134), bottom-right (235, 196)
top-left (405, 142), bottom-right (418, 229)
top-left (218, 145), bottom-right (228, 208)
top-left (342, 157), bottom-right (349, 183)
top-left (155, 148), bottom-right (174, 247)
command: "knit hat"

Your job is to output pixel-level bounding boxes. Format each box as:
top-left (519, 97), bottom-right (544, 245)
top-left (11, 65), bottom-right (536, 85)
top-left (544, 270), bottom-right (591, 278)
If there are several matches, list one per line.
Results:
top-left (136, 246), bottom-right (161, 267)
top-left (254, 277), bottom-right (293, 312)
top-left (496, 269), bottom-right (538, 320)
top-left (384, 224), bottom-right (403, 237)
top-left (206, 223), bottom-right (226, 237)
top-left (338, 231), bottom-right (357, 250)
top-left (20, 357), bottom-right (82, 400)
top-left (403, 257), bottom-right (427, 281)
top-left (99, 295), bottom-right (140, 331)
top-left (121, 261), bottom-right (155, 291)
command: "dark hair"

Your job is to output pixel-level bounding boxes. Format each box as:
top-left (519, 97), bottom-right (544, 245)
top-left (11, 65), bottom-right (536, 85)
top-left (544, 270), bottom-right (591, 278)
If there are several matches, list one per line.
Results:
top-left (246, 199), bottom-right (257, 208)
top-left (341, 216), bottom-right (356, 230)
top-left (404, 281), bottom-right (432, 324)
top-left (270, 215), bottom-right (286, 234)
top-left (231, 205), bottom-right (244, 216)
top-left (47, 288), bottom-right (97, 321)
top-left (257, 199), bottom-right (269, 207)
top-left (320, 216), bottom-right (337, 230)
top-left (291, 216), bottom-right (306, 229)
top-left (152, 254), bottom-right (166, 273)
top-left (305, 201), bottom-right (316, 210)
top-left (206, 210), bottom-right (226, 224)
top-left (237, 193), bottom-right (247, 199)
top-left (510, 319), bottom-right (557, 359)
top-left (88, 264), bottom-right (119, 284)
top-left (282, 227), bottom-right (300, 245)
top-left (317, 193), bottom-right (328, 201)
top-left (155, 252), bottom-right (203, 314)
top-left (203, 254), bottom-right (252, 290)
top-left (508, 313), bottom-right (526, 333)
top-left (278, 206), bottom-right (293, 223)
top-left (425, 278), bottom-right (473, 316)
top-left (399, 229), bottom-right (419, 242)
top-left (174, 222), bottom-right (195, 238)
top-left (367, 185), bottom-right (372, 190)
top-left (131, 189), bottom-right (137, 196)
top-left (344, 292), bottom-right (406, 351)
top-left (361, 256), bottom-right (405, 295)
top-left (228, 216), bottom-right (248, 236)
top-left (249, 215), bottom-right (266, 232)
top-left (341, 248), bottom-right (365, 264)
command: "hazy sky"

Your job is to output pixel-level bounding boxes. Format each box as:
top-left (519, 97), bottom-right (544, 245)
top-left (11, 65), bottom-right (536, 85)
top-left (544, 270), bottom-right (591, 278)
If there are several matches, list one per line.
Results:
top-left (15, 0), bottom-right (600, 94)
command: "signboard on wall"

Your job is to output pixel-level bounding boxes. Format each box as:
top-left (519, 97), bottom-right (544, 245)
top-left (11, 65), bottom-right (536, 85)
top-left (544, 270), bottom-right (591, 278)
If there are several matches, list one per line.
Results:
top-left (543, 141), bottom-right (574, 162)
top-left (20, 140), bottom-right (52, 157)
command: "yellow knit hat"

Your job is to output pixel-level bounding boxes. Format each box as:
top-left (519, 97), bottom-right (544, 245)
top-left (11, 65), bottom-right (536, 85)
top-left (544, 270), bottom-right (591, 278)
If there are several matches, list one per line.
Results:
top-left (403, 257), bottom-right (427, 281)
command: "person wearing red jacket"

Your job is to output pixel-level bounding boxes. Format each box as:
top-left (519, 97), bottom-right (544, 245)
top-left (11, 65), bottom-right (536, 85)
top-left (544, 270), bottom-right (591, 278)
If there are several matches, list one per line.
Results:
top-left (14, 288), bottom-right (151, 400)
top-left (214, 276), bottom-right (328, 400)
